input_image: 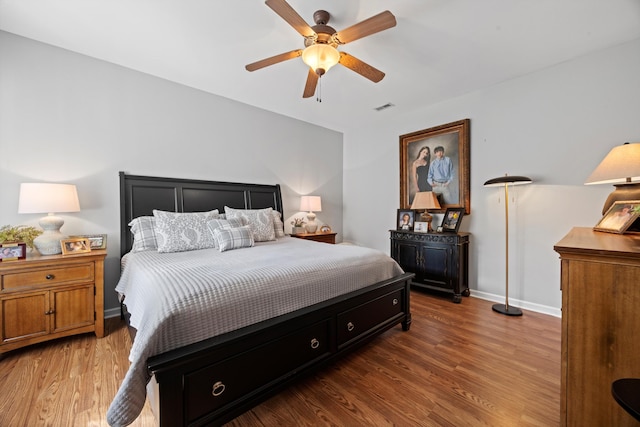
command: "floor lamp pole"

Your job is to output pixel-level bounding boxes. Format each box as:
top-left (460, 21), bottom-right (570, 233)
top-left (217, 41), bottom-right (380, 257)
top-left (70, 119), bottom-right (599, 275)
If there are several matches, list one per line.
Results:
top-left (484, 174), bottom-right (532, 317)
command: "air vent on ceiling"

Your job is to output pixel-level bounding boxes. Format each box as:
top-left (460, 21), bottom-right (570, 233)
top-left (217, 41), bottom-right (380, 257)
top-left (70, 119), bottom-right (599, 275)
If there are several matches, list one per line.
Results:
top-left (374, 102), bottom-right (395, 111)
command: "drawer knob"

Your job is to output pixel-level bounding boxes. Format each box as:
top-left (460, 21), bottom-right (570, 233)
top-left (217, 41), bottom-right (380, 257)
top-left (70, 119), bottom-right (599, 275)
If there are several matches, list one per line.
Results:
top-left (46, 274), bottom-right (55, 280)
top-left (347, 322), bottom-right (355, 332)
top-left (393, 298), bottom-right (399, 305)
top-left (211, 381), bottom-right (225, 397)
top-left (310, 338), bottom-right (320, 349)
top-left (45, 309), bottom-right (55, 315)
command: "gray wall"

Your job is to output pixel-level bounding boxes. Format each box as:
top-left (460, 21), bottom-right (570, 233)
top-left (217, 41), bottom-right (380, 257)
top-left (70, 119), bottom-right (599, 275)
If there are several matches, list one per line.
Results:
top-left (343, 38), bottom-right (640, 315)
top-left (0, 31), bottom-right (343, 315)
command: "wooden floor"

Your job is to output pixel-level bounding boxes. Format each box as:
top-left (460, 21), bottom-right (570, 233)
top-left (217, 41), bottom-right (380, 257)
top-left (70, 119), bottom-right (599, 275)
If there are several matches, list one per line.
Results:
top-left (0, 290), bottom-right (561, 426)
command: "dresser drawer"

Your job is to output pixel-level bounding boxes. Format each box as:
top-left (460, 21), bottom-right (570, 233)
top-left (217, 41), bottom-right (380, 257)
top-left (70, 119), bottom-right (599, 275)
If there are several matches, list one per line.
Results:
top-left (184, 319), bottom-right (331, 424)
top-left (2, 264), bottom-right (94, 291)
top-left (337, 289), bottom-right (404, 347)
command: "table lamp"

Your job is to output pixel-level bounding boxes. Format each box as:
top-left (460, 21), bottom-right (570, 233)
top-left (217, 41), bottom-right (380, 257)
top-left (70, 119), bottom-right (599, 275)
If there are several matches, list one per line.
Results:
top-left (18, 183), bottom-right (80, 255)
top-left (300, 196), bottom-right (322, 233)
top-left (584, 142), bottom-right (640, 215)
top-left (410, 191), bottom-right (441, 231)
top-left (484, 174), bottom-right (532, 316)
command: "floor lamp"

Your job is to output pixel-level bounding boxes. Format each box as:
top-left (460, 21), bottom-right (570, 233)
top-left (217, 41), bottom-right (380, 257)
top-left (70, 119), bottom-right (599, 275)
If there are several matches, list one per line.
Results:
top-left (484, 174), bottom-right (532, 316)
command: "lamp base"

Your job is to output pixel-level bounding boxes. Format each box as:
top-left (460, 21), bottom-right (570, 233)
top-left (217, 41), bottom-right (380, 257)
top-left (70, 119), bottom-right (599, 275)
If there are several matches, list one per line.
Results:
top-left (602, 183), bottom-right (640, 215)
top-left (34, 214), bottom-right (66, 255)
top-left (305, 212), bottom-right (318, 233)
top-left (492, 303), bottom-right (523, 316)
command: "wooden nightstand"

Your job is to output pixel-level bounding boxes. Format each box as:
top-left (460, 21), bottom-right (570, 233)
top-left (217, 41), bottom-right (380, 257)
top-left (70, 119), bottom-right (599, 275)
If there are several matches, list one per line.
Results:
top-left (291, 232), bottom-right (337, 244)
top-left (0, 249), bottom-right (106, 354)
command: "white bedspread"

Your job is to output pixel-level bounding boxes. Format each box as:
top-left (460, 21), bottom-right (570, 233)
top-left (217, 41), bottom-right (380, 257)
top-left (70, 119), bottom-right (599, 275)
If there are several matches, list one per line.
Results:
top-left (107, 237), bottom-right (403, 426)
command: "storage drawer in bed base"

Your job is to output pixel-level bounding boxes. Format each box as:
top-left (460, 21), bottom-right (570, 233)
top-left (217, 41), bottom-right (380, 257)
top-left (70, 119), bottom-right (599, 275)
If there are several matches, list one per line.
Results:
top-left (147, 272), bottom-right (414, 427)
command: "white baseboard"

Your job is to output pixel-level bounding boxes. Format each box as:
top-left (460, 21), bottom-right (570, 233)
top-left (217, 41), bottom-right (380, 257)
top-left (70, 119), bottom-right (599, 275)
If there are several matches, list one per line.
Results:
top-left (470, 290), bottom-right (561, 318)
top-left (104, 307), bottom-right (121, 319)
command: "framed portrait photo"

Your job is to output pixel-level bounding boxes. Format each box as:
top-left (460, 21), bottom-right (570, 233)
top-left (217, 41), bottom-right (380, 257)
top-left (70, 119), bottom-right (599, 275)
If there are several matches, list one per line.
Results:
top-left (440, 207), bottom-right (465, 233)
top-left (60, 237), bottom-right (92, 255)
top-left (399, 119), bottom-right (470, 214)
top-left (593, 201), bottom-right (640, 234)
top-left (397, 209), bottom-right (415, 231)
top-left (0, 242), bottom-right (26, 262)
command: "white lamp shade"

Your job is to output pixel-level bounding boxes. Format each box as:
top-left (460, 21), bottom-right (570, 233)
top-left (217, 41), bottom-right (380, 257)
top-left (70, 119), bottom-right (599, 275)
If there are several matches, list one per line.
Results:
top-left (300, 196), bottom-right (322, 212)
top-left (585, 142), bottom-right (640, 185)
top-left (18, 183), bottom-right (80, 214)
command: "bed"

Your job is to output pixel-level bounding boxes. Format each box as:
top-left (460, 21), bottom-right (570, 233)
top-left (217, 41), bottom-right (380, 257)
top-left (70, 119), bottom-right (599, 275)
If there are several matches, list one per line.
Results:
top-left (109, 172), bottom-right (413, 427)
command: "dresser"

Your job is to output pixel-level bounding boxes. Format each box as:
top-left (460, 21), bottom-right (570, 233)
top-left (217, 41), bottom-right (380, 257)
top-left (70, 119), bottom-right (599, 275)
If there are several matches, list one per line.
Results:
top-left (390, 230), bottom-right (469, 302)
top-left (554, 228), bottom-right (640, 426)
top-left (0, 250), bottom-right (106, 353)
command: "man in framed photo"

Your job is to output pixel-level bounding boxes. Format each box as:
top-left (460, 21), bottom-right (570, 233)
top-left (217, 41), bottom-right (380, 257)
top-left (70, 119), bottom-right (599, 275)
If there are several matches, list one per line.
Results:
top-left (428, 146), bottom-right (454, 204)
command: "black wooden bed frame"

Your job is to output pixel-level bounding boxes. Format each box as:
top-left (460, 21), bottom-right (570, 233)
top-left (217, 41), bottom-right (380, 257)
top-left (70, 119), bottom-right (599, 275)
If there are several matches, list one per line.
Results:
top-left (119, 172), bottom-right (413, 426)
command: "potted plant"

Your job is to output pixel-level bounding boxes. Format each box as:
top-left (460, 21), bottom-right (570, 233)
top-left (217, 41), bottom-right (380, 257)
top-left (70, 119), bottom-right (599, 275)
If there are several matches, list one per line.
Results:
top-left (290, 217), bottom-right (306, 235)
top-left (0, 225), bottom-right (42, 250)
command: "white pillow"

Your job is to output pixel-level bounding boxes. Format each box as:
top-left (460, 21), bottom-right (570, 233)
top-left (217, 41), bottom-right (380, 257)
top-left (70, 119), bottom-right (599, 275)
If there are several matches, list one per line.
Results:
top-left (224, 206), bottom-right (276, 242)
top-left (272, 210), bottom-right (285, 238)
top-left (153, 209), bottom-right (219, 253)
top-left (214, 225), bottom-right (254, 252)
top-left (128, 216), bottom-right (158, 252)
top-left (206, 218), bottom-right (244, 248)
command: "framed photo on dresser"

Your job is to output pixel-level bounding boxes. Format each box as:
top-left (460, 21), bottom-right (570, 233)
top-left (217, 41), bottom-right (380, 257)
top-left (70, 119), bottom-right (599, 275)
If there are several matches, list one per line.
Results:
top-left (593, 201), bottom-right (640, 234)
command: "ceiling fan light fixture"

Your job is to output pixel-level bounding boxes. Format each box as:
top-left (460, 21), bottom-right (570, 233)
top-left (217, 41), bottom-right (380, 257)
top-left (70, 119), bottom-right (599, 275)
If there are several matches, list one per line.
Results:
top-left (302, 44), bottom-right (340, 75)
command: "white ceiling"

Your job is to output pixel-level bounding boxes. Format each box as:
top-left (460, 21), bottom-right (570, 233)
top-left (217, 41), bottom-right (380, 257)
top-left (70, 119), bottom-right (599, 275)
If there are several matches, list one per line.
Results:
top-left (2, 0), bottom-right (640, 132)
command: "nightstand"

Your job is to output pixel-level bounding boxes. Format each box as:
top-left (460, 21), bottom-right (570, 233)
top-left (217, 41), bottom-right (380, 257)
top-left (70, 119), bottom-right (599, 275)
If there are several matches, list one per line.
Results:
top-left (0, 249), bottom-right (106, 353)
top-left (291, 232), bottom-right (337, 244)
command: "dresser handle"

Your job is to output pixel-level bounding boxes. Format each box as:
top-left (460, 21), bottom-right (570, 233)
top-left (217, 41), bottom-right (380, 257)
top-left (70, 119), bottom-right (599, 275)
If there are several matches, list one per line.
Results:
top-left (45, 309), bottom-right (55, 315)
top-left (392, 298), bottom-right (398, 305)
top-left (46, 274), bottom-right (54, 280)
top-left (211, 381), bottom-right (225, 397)
top-left (310, 338), bottom-right (320, 349)
top-left (347, 322), bottom-right (355, 332)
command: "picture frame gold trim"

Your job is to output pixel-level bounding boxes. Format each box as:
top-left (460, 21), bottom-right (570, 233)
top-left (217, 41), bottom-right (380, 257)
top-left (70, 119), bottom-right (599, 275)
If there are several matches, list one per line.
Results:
top-left (593, 200), bottom-right (640, 234)
top-left (60, 237), bottom-right (91, 255)
top-left (0, 242), bottom-right (26, 262)
top-left (399, 119), bottom-right (470, 214)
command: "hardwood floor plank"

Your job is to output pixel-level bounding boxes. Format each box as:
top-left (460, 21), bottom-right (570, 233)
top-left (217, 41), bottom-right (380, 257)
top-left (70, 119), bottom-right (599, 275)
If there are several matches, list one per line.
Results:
top-left (0, 290), bottom-right (560, 426)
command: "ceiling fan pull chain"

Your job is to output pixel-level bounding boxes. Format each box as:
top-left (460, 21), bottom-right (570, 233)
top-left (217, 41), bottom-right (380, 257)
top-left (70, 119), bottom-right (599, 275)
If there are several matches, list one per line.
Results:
top-left (316, 76), bottom-right (322, 102)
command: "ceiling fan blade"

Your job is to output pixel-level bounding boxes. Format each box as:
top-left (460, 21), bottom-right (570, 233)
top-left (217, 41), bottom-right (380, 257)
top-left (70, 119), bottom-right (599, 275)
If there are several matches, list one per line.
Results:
top-left (335, 11), bottom-right (396, 44)
top-left (245, 49), bottom-right (303, 71)
top-left (339, 52), bottom-right (385, 83)
top-left (265, 0), bottom-right (315, 38)
top-left (302, 68), bottom-right (319, 98)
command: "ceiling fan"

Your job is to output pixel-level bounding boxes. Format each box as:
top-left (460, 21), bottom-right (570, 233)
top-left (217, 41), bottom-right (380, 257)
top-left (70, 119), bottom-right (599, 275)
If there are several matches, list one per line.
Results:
top-left (245, 0), bottom-right (396, 98)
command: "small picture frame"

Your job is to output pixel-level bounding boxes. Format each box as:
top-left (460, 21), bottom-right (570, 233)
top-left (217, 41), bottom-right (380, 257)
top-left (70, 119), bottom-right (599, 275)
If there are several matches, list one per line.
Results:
top-left (594, 201), bottom-right (640, 234)
top-left (397, 209), bottom-right (415, 231)
top-left (414, 221), bottom-right (429, 233)
top-left (441, 207), bottom-right (464, 233)
top-left (0, 242), bottom-right (27, 262)
top-left (60, 237), bottom-right (91, 255)
top-left (320, 225), bottom-right (332, 233)
top-left (71, 234), bottom-right (107, 250)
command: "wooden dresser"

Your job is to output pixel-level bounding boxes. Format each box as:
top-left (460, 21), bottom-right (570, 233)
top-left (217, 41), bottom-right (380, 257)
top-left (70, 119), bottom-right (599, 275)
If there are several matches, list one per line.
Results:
top-left (554, 228), bottom-right (640, 426)
top-left (290, 232), bottom-right (337, 244)
top-left (0, 250), bottom-right (106, 354)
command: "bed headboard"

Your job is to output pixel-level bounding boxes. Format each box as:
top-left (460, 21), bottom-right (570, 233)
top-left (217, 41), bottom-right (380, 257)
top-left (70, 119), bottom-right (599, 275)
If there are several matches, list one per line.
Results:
top-left (119, 172), bottom-right (283, 257)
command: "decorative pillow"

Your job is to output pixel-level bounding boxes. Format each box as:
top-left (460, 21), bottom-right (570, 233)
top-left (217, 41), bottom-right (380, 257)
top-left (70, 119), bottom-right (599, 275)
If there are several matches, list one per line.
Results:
top-left (153, 209), bottom-right (219, 253)
top-left (272, 210), bottom-right (285, 238)
top-left (129, 216), bottom-right (158, 252)
top-left (206, 218), bottom-right (244, 248)
top-left (224, 206), bottom-right (276, 242)
top-left (214, 225), bottom-right (254, 252)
